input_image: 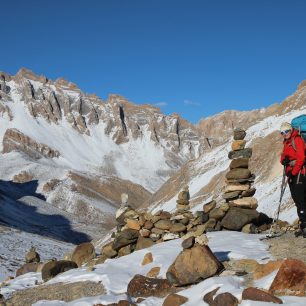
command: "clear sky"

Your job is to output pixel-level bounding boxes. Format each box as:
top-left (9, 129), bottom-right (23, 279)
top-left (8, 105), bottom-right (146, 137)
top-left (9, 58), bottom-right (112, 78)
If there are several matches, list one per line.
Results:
top-left (1, 0), bottom-right (306, 123)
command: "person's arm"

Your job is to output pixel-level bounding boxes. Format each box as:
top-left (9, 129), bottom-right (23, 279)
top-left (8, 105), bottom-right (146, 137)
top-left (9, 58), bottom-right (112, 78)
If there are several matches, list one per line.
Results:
top-left (291, 137), bottom-right (305, 175)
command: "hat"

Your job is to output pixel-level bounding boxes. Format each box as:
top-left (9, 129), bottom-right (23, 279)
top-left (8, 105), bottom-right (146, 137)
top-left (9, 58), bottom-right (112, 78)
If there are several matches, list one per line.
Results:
top-left (280, 122), bottom-right (292, 132)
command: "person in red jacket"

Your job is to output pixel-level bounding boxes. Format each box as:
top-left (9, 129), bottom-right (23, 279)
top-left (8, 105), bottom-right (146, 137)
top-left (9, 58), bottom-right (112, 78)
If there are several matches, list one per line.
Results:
top-left (280, 122), bottom-right (306, 238)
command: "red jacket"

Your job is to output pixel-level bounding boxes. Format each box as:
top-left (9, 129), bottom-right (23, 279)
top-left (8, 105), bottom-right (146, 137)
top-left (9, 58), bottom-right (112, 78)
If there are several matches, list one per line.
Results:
top-left (280, 129), bottom-right (306, 176)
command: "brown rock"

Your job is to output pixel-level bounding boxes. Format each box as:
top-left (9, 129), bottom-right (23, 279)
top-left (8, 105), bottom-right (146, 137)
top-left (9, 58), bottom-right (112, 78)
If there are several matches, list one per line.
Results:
top-left (126, 219), bottom-right (140, 230)
top-left (213, 292), bottom-right (239, 306)
top-left (224, 183), bottom-right (250, 192)
top-left (232, 140), bottom-right (246, 151)
top-left (178, 190), bottom-right (190, 201)
top-left (71, 242), bottom-right (95, 267)
top-left (41, 260), bottom-right (78, 282)
top-left (226, 168), bottom-right (251, 180)
top-left (203, 200), bottom-right (216, 213)
top-left (269, 259), bottom-right (306, 296)
top-left (241, 188), bottom-right (256, 197)
top-left (233, 128), bottom-right (246, 140)
top-left (112, 229), bottom-right (139, 251)
top-left (127, 274), bottom-right (174, 298)
top-left (228, 148), bottom-right (252, 160)
top-left (242, 287), bottom-right (283, 304)
top-left (162, 293), bottom-right (188, 306)
top-left (101, 242), bottom-right (118, 259)
top-left (230, 158), bottom-right (249, 169)
top-left (154, 219), bottom-right (172, 230)
top-left (222, 190), bottom-right (241, 200)
top-left (139, 228), bottom-right (151, 238)
top-left (118, 244), bottom-right (133, 257)
top-left (176, 204), bottom-right (190, 211)
top-left (142, 252), bottom-right (153, 265)
top-left (209, 208), bottom-right (227, 221)
top-left (146, 267), bottom-right (161, 278)
top-left (253, 260), bottom-right (283, 280)
top-left (203, 287), bottom-right (220, 305)
top-left (170, 223), bottom-right (186, 233)
top-left (241, 223), bottom-right (258, 234)
top-left (144, 220), bottom-right (154, 230)
top-left (25, 247), bottom-right (40, 263)
top-left (135, 237), bottom-right (155, 250)
top-left (182, 236), bottom-right (195, 249)
top-left (160, 211), bottom-right (172, 220)
top-left (230, 197), bottom-right (258, 209)
top-left (176, 199), bottom-right (189, 205)
top-left (166, 245), bottom-right (223, 286)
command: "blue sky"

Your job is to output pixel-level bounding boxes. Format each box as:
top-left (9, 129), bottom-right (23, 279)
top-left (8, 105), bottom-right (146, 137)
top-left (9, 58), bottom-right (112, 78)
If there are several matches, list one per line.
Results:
top-left (1, 0), bottom-right (306, 123)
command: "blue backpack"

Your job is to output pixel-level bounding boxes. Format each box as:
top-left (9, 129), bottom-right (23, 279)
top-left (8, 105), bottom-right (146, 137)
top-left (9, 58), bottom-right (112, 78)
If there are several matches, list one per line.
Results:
top-left (291, 115), bottom-right (306, 144)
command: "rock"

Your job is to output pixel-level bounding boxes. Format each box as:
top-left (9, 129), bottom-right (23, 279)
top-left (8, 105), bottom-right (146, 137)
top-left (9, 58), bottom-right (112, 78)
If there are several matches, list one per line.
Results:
top-left (176, 204), bottom-right (190, 211)
top-left (112, 229), bottom-right (139, 251)
top-left (127, 274), bottom-right (175, 298)
top-left (230, 197), bottom-right (258, 209)
top-left (176, 199), bottom-right (190, 205)
top-left (135, 237), bottom-right (155, 250)
top-left (146, 267), bottom-right (161, 278)
top-left (160, 211), bottom-right (172, 220)
top-left (143, 220), bottom-right (154, 230)
top-left (213, 292), bottom-right (239, 306)
top-left (195, 235), bottom-right (209, 246)
top-left (126, 219), bottom-right (140, 230)
top-left (166, 245), bottom-right (223, 286)
top-left (233, 128), bottom-right (246, 140)
top-left (71, 242), bottom-right (95, 267)
top-left (226, 168), bottom-right (251, 180)
top-left (5, 281), bottom-right (105, 306)
top-left (121, 193), bottom-right (129, 205)
top-left (170, 223), bottom-right (186, 233)
top-left (16, 262), bottom-right (41, 277)
top-left (229, 158), bottom-right (249, 170)
top-left (209, 207), bottom-right (227, 221)
top-left (241, 223), bottom-right (258, 234)
top-left (154, 219), bottom-right (172, 230)
top-left (228, 148), bottom-right (252, 159)
top-left (182, 236), bottom-right (195, 249)
top-left (203, 287), bottom-right (220, 305)
top-left (163, 233), bottom-right (180, 241)
top-left (221, 207), bottom-right (259, 231)
top-left (241, 188), bottom-right (256, 197)
top-left (242, 287), bottom-right (283, 304)
top-left (232, 140), bottom-right (246, 151)
top-left (101, 242), bottom-right (118, 258)
top-left (162, 293), bottom-right (188, 306)
top-left (203, 200), bottom-right (216, 213)
top-left (269, 259), bottom-right (306, 296)
top-left (222, 190), bottom-right (241, 200)
top-left (151, 228), bottom-right (165, 235)
top-left (41, 260), bottom-right (78, 282)
top-left (140, 228), bottom-right (151, 238)
top-left (118, 244), bottom-right (133, 257)
top-left (25, 247), bottom-right (40, 263)
top-left (226, 174), bottom-right (255, 184)
top-left (142, 252), bottom-right (153, 265)
top-left (253, 260), bottom-right (283, 280)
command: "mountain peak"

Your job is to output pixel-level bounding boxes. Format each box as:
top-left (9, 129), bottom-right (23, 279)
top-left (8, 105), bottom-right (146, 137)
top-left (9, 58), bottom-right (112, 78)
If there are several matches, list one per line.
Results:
top-left (16, 67), bottom-right (48, 83)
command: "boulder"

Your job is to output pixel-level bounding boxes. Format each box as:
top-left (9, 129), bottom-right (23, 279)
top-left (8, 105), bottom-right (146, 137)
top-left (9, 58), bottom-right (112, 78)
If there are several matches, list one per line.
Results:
top-left (16, 262), bottom-right (41, 277)
top-left (233, 128), bottom-right (246, 140)
top-left (221, 207), bottom-right (259, 231)
top-left (135, 237), bottom-right (155, 250)
top-left (242, 287), bottom-right (283, 304)
top-left (229, 158), bottom-right (249, 169)
top-left (127, 274), bottom-right (174, 298)
top-left (209, 207), bottom-right (227, 221)
top-left (203, 200), bottom-right (216, 213)
top-left (166, 244), bottom-right (223, 286)
top-left (112, 229), bottom-right (139, 251)
top-left (269, 259), bottom-right (306, 296)
top-left (71, 242), bottom-right (95, 267)
top-left (228, 148), bottom-right (252, 159)
top-left (230, 197), bottom-right (258, 209)
top-left (154, 219), bottom-right (172, 230)
top-left (101, 242), bottom-right (118, 259)
top-left (162, 293), bottom-right (188, 306)
top-left (169, 223), bottom-right (186, 233)
top-left (231, 140), bottom-right (246, 151)
top-left (41, 260), bottom-right (78, 282)
top-left (226, 168), bottom-right (251, 180)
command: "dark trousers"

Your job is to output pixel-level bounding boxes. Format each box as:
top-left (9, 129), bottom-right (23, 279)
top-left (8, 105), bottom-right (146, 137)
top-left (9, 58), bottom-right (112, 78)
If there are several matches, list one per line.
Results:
top-left (289, 174), bottom-right (306, 229)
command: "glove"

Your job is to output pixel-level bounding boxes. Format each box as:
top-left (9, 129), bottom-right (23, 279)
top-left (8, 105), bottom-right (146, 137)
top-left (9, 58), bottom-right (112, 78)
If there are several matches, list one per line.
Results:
top-left (282, 156), bottom-right (290, 166)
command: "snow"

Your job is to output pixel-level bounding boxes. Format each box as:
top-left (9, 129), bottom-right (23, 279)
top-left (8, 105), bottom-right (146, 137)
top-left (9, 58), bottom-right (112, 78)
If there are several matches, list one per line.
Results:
top-left (2, 231), bottom-right (305, 305)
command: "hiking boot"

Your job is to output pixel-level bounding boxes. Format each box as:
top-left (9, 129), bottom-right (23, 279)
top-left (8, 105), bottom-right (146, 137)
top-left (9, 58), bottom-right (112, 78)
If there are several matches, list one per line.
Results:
top-left (294, 229), bottom-right (302, 237)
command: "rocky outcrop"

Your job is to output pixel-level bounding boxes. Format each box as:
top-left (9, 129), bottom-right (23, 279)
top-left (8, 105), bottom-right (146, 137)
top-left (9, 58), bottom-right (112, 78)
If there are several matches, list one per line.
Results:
top-left (2, 128), bottom-right (60, 159)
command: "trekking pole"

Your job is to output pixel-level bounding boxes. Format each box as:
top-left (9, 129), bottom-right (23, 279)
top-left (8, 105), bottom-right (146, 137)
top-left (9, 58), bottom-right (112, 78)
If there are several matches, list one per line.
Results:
top-left (266, 166), bottom-right (288, 238)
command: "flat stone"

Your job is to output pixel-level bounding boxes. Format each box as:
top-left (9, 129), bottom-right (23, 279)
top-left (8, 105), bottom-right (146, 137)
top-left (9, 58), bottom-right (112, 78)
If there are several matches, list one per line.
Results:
top-left (230, 158), bottom-right (249, 169)
top-left (112, 229), bottom-right (139, 251)
top-left (232, 140), bottom-right (246, 151)
top-left (135, 237), bottom-right (155, 250)
top-left (224, 183), bottom-right (250, 193)
top-left (230, 197), bottom-right (258, 209)
top-left (162, 293), bottom-right (188, 306)
top-left (170, 223), bottom-right (186, 233)
top-left (154, 219), bottom-right (172, 230)
top-left (163, 233), bottom-right (180, 241)
top-left (203, 200), bottom-right (216, 213)
top-left (242, 287), bottom-right (283, 304)
top-left (228, 148), bottom-right (252, 160)
top-left (176, 199), bottom-right (189, 205)
top-left (241, 188), bottom-right (256, 197)
top-left (176, 204), bottom-right (190, 211)
top-left (223, 190), bottom-right (241, 200)
top-left (226, 168), bottom-right (251, 180)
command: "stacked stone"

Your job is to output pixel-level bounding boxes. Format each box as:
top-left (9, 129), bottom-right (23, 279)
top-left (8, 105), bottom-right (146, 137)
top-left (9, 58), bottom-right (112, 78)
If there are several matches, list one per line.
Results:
top-left (220, 127), bottom-right (259, 232)
top-left (176, 186), bottom-right (190, 212)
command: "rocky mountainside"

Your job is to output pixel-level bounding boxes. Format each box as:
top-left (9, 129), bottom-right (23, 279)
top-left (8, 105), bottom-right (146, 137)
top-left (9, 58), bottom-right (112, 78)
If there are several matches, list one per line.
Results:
top-left (149, 81), bottom-right (306, 222)
top-left (0, 68), bottom-right (204, 230)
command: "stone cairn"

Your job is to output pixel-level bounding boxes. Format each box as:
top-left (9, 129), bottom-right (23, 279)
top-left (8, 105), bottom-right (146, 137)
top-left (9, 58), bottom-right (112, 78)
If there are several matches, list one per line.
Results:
top-left (176, 185), bottom-right (190, 211)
